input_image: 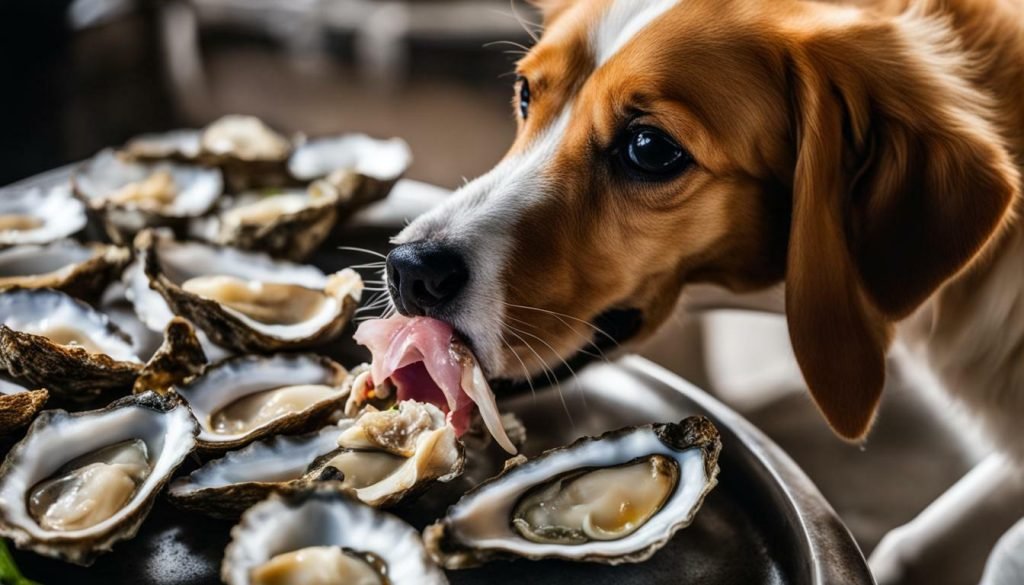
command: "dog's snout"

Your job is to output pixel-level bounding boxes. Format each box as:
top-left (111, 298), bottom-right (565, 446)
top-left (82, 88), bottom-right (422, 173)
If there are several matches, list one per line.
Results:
top-left (386, 242), bottom-right (469, 317)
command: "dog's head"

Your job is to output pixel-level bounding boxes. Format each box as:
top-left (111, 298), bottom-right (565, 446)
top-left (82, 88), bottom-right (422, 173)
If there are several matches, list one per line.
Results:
top-left (388, 0), bottom-right (1019, 440)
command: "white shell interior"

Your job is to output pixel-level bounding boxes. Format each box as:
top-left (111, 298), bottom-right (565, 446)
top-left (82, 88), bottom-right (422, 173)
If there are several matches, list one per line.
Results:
top-left (0, 289), bottom-right (140, 363)
top-left (0, 240), bottom-right (96, 279)
top-left (0, 185), bottom-right (87, 246)
top-left (223, 494), bottom-right (447, 585)
top-left (0, 397), bottom-right (196, 542)
top-left (444, 426), bottom-right (709, 560)
top-left (175, 354), bottom-right (346, 444)
top-left (0, 375), bottom-right (30, 395)
top-left (76, 149), bottom-right (222, 217)
top-left (170, 426), bottom-right (344, 494)
top-left (288, 135), bottom-right (411, 181)
top-left (125, 129), bottom-right (202, 160)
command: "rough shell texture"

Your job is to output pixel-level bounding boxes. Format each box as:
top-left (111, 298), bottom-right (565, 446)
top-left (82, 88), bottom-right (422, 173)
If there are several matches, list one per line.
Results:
top-left (132, 317), bottom-right (207, 395)
top-left (221, 489), bottom-right (448, 585)
top-left (0, 289), bottom-right (141, 400)
top-left (168, 426), bottom-right (345, 519)
top-left (174, 353), bottom-right (349, 452)
top-left (0, 386), bottom-right (49, 435)
top-left (423, 416), bottom-right (722, 569)
top-left (0, 392), bottom-right (198, 565)
top-left (135, 230), bottom-right (361, 352)
top-left (0, 241), bottom-right (130, 302)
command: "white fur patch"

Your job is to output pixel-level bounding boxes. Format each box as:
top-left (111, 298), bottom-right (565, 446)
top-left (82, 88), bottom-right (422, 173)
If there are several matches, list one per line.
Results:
top-left (594, 0), bottom-right (681, 65)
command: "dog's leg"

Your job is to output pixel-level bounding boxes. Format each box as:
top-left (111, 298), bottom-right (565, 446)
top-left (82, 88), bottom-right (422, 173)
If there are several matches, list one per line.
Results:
top-left (869, 455), bottom-right (1024, 585)
top-left (981, 517), bottom-right (1024, 585)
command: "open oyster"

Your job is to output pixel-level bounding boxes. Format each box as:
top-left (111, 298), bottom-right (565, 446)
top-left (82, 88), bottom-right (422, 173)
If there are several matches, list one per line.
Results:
top-left (424, 416), bottom-right (721, 568)
top-left (222, 490), bottom-right (448, 585)
top-left (168, 425), bottom-right (345, 518)
top-left (0, 240), bottom-right (129, 302)
top-left (133, 230), bottom-right (362, 352)
top-left (175, 353), bottom-right (349, 451)
top-left (0, 288), bottom-right (142, 399)
top-left (0, 184), bottom-right (87, 247)
top-left (0, 392), bottom-right (198, 565)
top-left (200, 115), bottom-right (294, 192)
top-left (122, 129), bottom-right (202, 163)
top-left (73, 149), bottom-right (223, 243)
top-left (0, 375), bottom-right (48, 434)
top-left (288, 134), bottom-right (411, 209)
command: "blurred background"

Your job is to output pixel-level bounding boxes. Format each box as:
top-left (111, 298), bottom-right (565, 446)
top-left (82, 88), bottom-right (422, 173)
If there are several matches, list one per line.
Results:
top-left (0, 0), bottom-right (987, 573)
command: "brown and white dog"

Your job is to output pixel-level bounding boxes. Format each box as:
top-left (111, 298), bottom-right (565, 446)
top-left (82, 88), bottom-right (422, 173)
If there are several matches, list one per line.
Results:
top-left (384, 0), bottom-right (1024, 582)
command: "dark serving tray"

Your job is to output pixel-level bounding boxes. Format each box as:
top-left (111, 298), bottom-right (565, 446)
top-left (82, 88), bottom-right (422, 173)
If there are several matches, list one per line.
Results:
top-left (2, 169), bottom-right (873, 584)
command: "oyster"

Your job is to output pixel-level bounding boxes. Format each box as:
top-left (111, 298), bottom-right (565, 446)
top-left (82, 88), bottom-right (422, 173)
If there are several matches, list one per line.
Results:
top-left (134, 230), bottom-right (362, 352)
top-left (73, 149), bottom-right (223, 243)
top-left (175, 353), bottom-right (348, 451)
top-left (131, 317), bottom-right (208, 396)
top-left (0, 184), bottom-right (87, 247)
top-left (423, 416), bottom-right (721, 568)
top-left (288, 134), bottom-right (411, 208)
top-left (122, 129), bottom-right (202, 163)
top-left (189, 182), bottom-right (340, 261)
top-left (0, 240), bottom-right (129, 302)
top-left (0, 392), bottom-right (198, 565)
top-left (0, 375), bottom-right (48, 434)
top-left (0, 288), bottom-right (142, 399)
top-left (168, 426), bottom-right (345, 518)
top-left (222, 490), bottom-right (448, 585)
top-left (200, 115), bottom-right (294, 192)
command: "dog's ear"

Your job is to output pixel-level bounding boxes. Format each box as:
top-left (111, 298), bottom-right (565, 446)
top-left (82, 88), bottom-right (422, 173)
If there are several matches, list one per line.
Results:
top-left (786, 17), bottom-right (1019, 440)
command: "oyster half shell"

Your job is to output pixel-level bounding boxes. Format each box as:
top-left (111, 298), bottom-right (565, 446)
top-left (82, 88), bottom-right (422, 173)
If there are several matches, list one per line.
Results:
top-left (175, 353), bottom-right (349, 452)
top-left (0, 184), bottom-right (87, 247)
top-left (424, 416), bottom-right (721, 568)
top-left (222, 490), bottom-right (448, 585)
top-left (288, 134), bottom-right (411, 209)
top-left (0, 392), bottom-right (198, 565)
top-left (0, 240), bottom-right (129, 302)
top-left (134, 230), bottom-right (362, 352)
top-left (0, 376), bottom-right (48, 435)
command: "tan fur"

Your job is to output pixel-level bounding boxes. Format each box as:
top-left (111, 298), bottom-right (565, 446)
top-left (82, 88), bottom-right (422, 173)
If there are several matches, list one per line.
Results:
top-left (500, 0), bottom-right (1024, 445)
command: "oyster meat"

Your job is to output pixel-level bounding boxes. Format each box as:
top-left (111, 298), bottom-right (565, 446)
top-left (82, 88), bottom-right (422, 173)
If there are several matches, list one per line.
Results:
top-left (0, 393), bottom-right (198, 565)
top-left (174, 353), bottom-right (349, 451)
top-left (0, 184), bottom-right (87, 247)
top-left (423, 416), bottom-right (721, 568)
top-left (222, 489), bottom-right (448, 585)
top-left (0, 375), bottom-right (48, 434)
top-left (73, 149), bottom-right (223, 243)
top-left (133, 230), bottom-right (362, 352)
top-left (200, 115), bottom-right (294, 192)
top-left (288, 134), bottom-right (411, 209)
top-left (0, 288), bottom-right (142, 398)
top-left (0, 240), bottom-right (129, 302)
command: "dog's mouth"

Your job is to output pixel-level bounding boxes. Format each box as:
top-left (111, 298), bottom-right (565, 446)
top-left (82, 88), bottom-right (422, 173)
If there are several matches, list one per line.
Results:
top-left (491, 307), bottom-right (645, 394)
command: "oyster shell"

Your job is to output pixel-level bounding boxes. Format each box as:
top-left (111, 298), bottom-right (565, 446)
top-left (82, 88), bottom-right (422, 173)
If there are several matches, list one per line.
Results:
top-left (131, 317), bottom-right (208, 396)
top-left (175, 353), bottom-right (349, 451)
top-left (134, 230), bottom-right (362, 352)
top-left (0, 376), bottom-right (48, 435)
top-left (200, 115), bottom-right (294, 192)
top-left (72, 149), bottom-right (223, 243)
top-left (122, 129), bottom-right (202, 163)
top-left (423, 416), bottom-right (721, 568)
top-left (0, 288), bottom-right (142, 399)
top-left (0, 240), bottom-right (129, 302)
top-left (168, 426), bottom-right (345, 518)
top-left (0, 184), bottom-right (87, 247)
top-left (0, 392), bottom-right (198, 565)
top-left (288, 134), bottom-right (411, 208)
top-left (222, 490), bottom-right (448, 585)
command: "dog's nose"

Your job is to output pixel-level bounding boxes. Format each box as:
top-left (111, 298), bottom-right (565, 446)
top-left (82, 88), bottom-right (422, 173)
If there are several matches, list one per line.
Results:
top-left (386, 242), bottom-right (469, 316)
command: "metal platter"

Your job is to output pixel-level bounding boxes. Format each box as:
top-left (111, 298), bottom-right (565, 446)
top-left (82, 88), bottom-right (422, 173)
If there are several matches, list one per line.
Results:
top-left (2, 168), bottom-right (872, 584)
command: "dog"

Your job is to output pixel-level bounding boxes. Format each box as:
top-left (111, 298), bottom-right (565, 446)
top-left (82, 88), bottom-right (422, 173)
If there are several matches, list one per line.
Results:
top-left (383, 0), bottom-right (1024, 582)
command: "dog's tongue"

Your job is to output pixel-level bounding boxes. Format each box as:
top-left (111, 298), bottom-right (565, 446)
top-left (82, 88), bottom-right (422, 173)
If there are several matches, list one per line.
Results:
top-left (353, 315), bottom-right (516, 454)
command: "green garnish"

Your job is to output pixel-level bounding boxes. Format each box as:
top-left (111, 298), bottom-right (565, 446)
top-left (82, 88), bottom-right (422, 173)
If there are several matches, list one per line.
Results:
top-left (0, 541), bottom-right (40, 585)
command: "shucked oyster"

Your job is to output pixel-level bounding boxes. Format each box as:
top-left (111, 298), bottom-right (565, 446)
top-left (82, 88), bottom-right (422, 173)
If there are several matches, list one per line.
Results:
top-left (0, 184), bottom-right (87, 247)
top-left (0, 288), bottom-right (142, 399)
top-left (288, 133), bottom-right (411, 211)
top-left (0, 240), bottom-right (129, 302)
top-left (424, 416), bottom-right (721, 568)
top-left (201, 115), bottom-right (294, 192)
top-left (222, 490), bottom-right (448, 585)
top-left (174, 353), bottom-right (349, 451)
top-left (169, 400), bottom-right (465, 517)
top-left (73, 149), bottom-right (223, 243)
top-left (133, 230), bottom-right (362, 352)
top-left (0, 375), bottom-right (48, 435)
top-left (0, 392), bottom-right (198, 565)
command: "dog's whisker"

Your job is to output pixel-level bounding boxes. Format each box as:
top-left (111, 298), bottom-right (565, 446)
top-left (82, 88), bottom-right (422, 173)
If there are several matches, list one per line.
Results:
top-left (506, 322), bottom-right (588, 411)
top-left (504, 326), bottom-right (575, 428)
top-left (500, 333), bottom-right (537, 403)
top-left (505, 311), bottom-right (610, 363)
top-left (337, 246), bottom-right (387, 259)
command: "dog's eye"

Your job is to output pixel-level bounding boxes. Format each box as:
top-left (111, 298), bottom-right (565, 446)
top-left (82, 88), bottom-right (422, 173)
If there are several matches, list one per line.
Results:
top-left (622, 127), bottom-right (691, 178)
top-left (517, 77), bottom-right (530, 119)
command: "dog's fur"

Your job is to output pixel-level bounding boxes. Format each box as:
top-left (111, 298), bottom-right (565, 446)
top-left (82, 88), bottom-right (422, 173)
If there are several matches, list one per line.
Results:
top-left (395, 0), bottom-right (1024, 581)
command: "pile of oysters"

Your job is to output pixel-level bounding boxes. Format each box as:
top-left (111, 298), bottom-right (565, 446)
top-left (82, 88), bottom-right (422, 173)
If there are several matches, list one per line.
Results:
top-left (0, 115), bottom-right (722, 584)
